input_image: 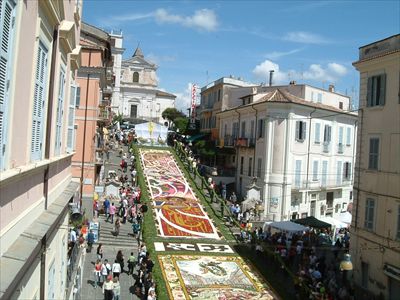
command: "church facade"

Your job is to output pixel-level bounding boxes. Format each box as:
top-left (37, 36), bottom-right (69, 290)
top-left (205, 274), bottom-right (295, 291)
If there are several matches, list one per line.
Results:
top-left (110, 38), bottom-right (176, 124)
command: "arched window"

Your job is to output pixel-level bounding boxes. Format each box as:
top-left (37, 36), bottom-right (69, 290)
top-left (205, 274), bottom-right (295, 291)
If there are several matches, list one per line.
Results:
top-left (132, 72), bottom-right (139, 83)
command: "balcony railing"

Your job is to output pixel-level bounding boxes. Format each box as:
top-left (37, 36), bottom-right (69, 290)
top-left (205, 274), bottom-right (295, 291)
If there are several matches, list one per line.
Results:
top-left (293, 178), bottom-right (351, 190)
top-left (323, 142), bottom-right (331, 153)
top-left (337, 143), bottom-right (344, 154)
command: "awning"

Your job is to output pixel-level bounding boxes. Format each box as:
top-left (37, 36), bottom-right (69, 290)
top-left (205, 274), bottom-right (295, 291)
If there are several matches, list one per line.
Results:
top-left (293, 216), bottom-right (331, 228)
top-left (186, 133), bottom-right (207, 143)
top-left (319, 216), bottom-right (348, 229)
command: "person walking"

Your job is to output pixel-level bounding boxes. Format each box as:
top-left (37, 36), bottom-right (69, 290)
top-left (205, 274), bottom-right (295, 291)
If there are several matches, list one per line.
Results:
top-left (109, 203), bottom-right (116, 223)
top-left (112, 277), bottom-right (121, 300)
top-left (116, 250), bottom-right (125, 273)
top-left (112, 259), bottom-right (121, 278)
top-left (114, 218), bottom-right (121, 236)
top-left (132, 220), bottom-right (140, 238)
top-left (127, 252), bottom-right (136, 275)
top-left (94, 259), bottom-right (102, 289)
top-left (87, 230), bottom-right (95, 253)
top-left (97, 244), bottom-right (103, 260)
top-left (104, 198), bottom-right (110, 220)
top-left (101, 260), bottom-right (109, 285)
top-left (102, 275), bottom-right (114, 300)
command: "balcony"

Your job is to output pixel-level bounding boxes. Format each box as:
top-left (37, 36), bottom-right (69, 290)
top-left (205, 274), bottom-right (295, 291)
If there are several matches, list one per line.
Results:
top-left (293, 179), bottom-right (351, 190)
top-left (337, 143), bottom-right (344, 154)
top-left (323, 142), bottom-right (331, 153)
top-left (235, 138), bottom-right (248, 147)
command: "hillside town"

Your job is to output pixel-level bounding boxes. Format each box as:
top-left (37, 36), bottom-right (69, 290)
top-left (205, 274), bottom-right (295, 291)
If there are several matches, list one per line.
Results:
top-left (0, 1), bottom-right (399, 300)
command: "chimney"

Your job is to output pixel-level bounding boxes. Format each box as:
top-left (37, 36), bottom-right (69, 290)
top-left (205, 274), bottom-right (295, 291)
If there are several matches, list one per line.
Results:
top-left (269, 70), bottom-right (274, 87)
top-left (328, 84), bottom-right (335, 92)
top-left (290, 80), bottom-right (296, 85)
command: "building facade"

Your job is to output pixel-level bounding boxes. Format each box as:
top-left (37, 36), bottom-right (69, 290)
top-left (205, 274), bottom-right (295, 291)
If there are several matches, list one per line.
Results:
top-left (111, 45), bottom-right (176, 124)
top-left (0, 0), bottom-right (81, 299)
top-left (71, 22), bottom-right (113, 198)
top-left (350, 34), bottom-right (400, 299)
top-left (217, 84), bottom-right (357, 221)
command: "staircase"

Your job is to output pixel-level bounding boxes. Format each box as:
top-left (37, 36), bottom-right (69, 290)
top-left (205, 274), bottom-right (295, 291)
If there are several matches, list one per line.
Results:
top-left (97, 215), bottom-right (138, 249)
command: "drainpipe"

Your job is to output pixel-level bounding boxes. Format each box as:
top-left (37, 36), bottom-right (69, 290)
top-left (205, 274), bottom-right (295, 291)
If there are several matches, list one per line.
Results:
top-left (250, 104), bottom-right (258, 177)
top-left (79, 50), bottom-right (92, 206)
top-left (234, 108), bottom-right (241, 194)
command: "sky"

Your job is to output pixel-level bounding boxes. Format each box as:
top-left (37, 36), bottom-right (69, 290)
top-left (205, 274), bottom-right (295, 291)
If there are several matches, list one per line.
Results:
top-left (83, 0), bottom-right (400, 112)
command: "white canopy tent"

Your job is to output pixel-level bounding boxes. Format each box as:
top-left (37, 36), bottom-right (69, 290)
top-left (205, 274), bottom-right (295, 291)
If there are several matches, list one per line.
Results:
top-left (263, 221), bottom-right (309, 235)
top-left (319, 216), bottom-right (348, 229)
top-left (336, 211), bottom-right (352, 225)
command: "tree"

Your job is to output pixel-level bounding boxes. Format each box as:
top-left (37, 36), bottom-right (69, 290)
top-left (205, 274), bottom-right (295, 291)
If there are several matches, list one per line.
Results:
top-left (173, 117), bottom-right (189, 134)
top-left (112, 113), bottom-right (123, 125)
top-left (162, 108), bottom-right (185, 128)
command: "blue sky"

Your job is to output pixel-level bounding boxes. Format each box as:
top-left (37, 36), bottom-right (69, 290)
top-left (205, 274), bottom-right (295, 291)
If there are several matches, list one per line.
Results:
top-left (83, 0), bottom-right (399, 111)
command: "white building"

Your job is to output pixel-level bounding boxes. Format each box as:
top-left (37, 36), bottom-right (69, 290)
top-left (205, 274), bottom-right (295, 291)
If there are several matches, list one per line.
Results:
top-left (110, 44), bottom-right (176, 124)
top-left (109, 30), bottom-right (125, 114)
top-left (217, 84), bottom-right (358, 221)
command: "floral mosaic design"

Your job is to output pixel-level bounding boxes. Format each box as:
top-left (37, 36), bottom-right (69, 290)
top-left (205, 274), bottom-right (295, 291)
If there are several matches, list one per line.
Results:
top-left (140, 149), bottom-right (219, 239)
top-left (159, 255), bottom-right (276, 300)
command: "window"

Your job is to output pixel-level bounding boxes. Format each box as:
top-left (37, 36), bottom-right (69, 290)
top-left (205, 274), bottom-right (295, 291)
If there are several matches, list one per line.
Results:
top-left (257, 158), bottom-right (262, 178)
top-left (248, 157), bottom-right (252, 176)
top-left (240, 156), bottom-right (244, 175)
top-left (258, 119), bottom-right (264, 138)
top-left (343, 162), bottom-right (351, 180)
top-left (75, 86), bottom-right (81, 107)
top-left (223, 124), bottom-right (227, 137)
top-left (346, 127), bottom-right (351, 146)
top-left (323, 124), bottom-right (332, 143)
top-left (397, 206), bottom-right (400, 240)
top-left (338, 127), bottom-right (344, 145)
top-left (0, 0), bottom-right (17, 169)
top-left (67, 85), bottom-right (77, 153)
top-left (31, 41), bottom-right (49, 161)
top-left (336, 161), bottom-right (342, 185)
top-left (218, 89), bottom-right (221, 101)
top-left (317, 93), bottom-right (322, 103)
top-left (311, 91), bottom-right (315, 101)
top-left (367, 74), bottom-right (386, 107)
top-left (295, 121), bottom-right (306, 142)
top-left (364, 198), bottom-right (375, 230)
top-left (55, 68), bottom-right (65, 155)
top-left (232, 122), bottom-right (239, 138)
top-left (241, 121), bottom-right (246, 138)
top-left (250, 120), bottom-right (255, 138)
top-left (368, 138), bottom-right (379, 170)
top-left (295, 160), bottom-right (302, 187)
top-left (130, 105), bottom-right (137, 118)
top-left (132, 71), bottom-right (139, 82)
top-left (314, 123), bottom-right (321, 144)
top-left (312, 161), bottom-right (319, 181)
top-left (339, 102), bottom-right (343, 109)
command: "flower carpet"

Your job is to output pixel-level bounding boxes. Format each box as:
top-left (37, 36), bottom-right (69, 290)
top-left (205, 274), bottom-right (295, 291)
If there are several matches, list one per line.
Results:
top-left (158, 255), bottom-right (275, 299)
top-left (140, 149), bottom-right (219, 239)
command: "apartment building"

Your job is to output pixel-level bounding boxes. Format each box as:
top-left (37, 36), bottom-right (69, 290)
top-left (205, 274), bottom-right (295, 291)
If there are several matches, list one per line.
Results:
top-left (71, 22), bottom-right (113, 198)
top-left (0, 1), bottom-right (81, 299)
top-left (350, 34), bottom-right (400, 299)
top-left (217, 84), bottom-right (357, 221)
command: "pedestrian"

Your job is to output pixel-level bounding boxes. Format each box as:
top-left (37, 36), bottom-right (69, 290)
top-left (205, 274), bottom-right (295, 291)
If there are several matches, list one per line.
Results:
top-left (97, 243), bottom-right (103, 260)
top-left (94, 259), bottom-right (102, 289)
top-left (103, 259), bottom-right (112, 275)
top-left (70, 228), bottom-right (77, 243)
top-left (87, 230), bottom-right (95, 253)
top-left (104, 198), bottom-right (110, 219)
top-left (109, 203), bottom-right (116, 223)
top-left (221, 183), bottom-right (227, 201)
top-left (116, 250), bottom-right (125, 273)
top-left (132, 220), bottom-right (140, 238)
top-left (102, 275), bottom-right (114, 300)
top-left (112, 259), bottom-right (121, 278)
top-left (138, 243), bottom-right (147, 264)
top-left (127, 252), bottom-right (136, 275)
top-left (101, 260), bottom-right (109, 284)
top-left (112, 277), bottom-right (121, 300)
top-left (114, 217), bottom-right (121, 236)
top-left (93, 200), bottom-right (99, 218)
top-left (230, 192), bottom-right (237, 203)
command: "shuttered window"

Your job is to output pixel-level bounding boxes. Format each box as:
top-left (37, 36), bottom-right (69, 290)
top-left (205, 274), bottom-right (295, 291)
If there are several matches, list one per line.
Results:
top-left (31, 41), bottom-right (48, 161)
top-left (336, 161), bottom-right (342, 185)
top-left (55, 68), bottom-right (65, 155)
top-left (368, 138), bottom-right (379, 170)
top-left (321, 161), bottom-right (328, 187)
top-left (314, 123), bottom-right (321, 144)
top-left (295, 120), bottom-right (306, 142)
top-left (67, 85), bottom-right (77, 153)
top-left (346, 127), bottom-right (351, 146)
top-left (367, 74), bottom-right (386, 107)
top-left (295, 160), bottom-right (302, 188)
top-left (338, 126), bottom-right (344, 145)
top-left (312, 160), bottom-right (319, 181)
top-left (323, 124), bottom-right (332, 143)
top-left (0, 0), bottom-right (16, 169)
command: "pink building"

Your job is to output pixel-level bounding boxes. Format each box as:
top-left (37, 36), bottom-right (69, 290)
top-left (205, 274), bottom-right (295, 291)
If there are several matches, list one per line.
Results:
top-left (0, 1), bottom-right (82, 299)
top-left (72, 22), bottom-right (113, 198)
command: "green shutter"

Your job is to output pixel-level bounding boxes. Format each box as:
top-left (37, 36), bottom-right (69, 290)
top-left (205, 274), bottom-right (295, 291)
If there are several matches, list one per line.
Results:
top-left (379, 73), bottom-right (386, 105)
top-left (367, 77), bottom-right (372, 107)
top-left (67, 85), bottom-right (76, 152)
top-left (55, 68), bottom-right (65, 155)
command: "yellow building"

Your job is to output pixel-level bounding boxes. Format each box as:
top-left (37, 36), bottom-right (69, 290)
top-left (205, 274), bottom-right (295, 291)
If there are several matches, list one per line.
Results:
top-left (351, 34), bottom-right (400, 299)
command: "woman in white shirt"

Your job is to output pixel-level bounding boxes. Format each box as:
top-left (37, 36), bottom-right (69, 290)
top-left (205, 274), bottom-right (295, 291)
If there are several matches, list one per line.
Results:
top-left (112, 260), bottom-right (121, 278)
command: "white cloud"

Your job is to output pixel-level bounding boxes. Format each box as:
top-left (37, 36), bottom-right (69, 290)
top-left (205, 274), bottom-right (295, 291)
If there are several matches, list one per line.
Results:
top-left (114, 12), bottom-right (154, 22)
top-left (146, 53), bottom-right (176, 65)
top-left (173, 83), bottom-right (193, 114)
top-left (264, 48), bottom-right (304, 60)
top-left (283, 31), bottom-right (331, 44)
top-left (252, 60), bottom-right (348, 85)
top-left (154, 8), bottom-right (218, 31)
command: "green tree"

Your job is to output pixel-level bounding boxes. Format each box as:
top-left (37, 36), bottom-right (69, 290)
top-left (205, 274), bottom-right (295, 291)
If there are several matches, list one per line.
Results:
top-left (173, 117), bottom-right (189, 134)
top-left (162, 108), bottom-right (185, 127)
top-left (112, 113), bottom-right (123, 125)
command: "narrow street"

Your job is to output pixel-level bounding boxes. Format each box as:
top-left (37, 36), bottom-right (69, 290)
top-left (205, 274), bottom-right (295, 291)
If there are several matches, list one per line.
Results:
top-left (80, 145), bottom-right (141, 300)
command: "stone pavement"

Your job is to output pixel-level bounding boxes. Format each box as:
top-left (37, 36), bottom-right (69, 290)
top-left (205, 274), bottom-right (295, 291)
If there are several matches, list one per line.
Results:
top-left (80, 143), bottom-right (141, 300)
